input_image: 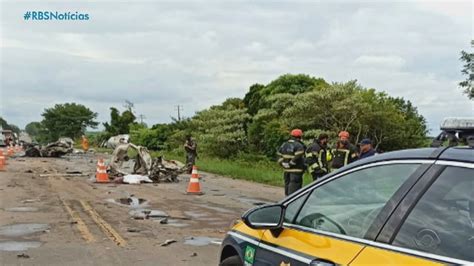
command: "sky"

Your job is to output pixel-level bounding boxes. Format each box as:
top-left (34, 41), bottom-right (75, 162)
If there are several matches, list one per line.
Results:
top-left (0, 0), bottom-right (473, 135)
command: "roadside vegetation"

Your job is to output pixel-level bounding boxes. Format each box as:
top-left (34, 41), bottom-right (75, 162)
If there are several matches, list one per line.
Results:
top-left (12, 73), bottom-right (435, 187)
top-left (11, 67), bottom-right (473, 186)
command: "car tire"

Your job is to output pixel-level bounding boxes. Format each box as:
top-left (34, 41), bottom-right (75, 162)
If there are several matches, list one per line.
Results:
top-left (219, 255), bottom-right (243, 266)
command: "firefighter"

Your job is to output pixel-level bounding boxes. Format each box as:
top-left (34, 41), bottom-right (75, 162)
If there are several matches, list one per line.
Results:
top-left (184, 134), bottom-right (197, 174)
top-left (305, 133), bottom-right (330, 181)
top-left (277, 129), bottom-right (306, 196)
top-left (331, 131), bottom-right (358, 171)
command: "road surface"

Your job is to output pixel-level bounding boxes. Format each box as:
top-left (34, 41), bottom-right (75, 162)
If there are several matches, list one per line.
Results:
top-left (0, 153), bottom-right (284, 265)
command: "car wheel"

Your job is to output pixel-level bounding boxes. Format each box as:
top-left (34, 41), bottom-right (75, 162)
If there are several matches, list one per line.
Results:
top-left (219, 255), bottom-right (242, 266)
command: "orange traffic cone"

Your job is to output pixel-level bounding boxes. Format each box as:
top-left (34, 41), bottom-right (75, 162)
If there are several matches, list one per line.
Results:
top-left (0, 150), bottom-right (5, 171)
top-left (96, 158), bottom-right (104, 172)
top-left (7, 147), bottom-right (14, 157)
top-left (186, 165), bottom-right (203, 195)
top-left (191, 165), bottom-right (200, 179)
top-left (95, 159), bottom-right (109, 183)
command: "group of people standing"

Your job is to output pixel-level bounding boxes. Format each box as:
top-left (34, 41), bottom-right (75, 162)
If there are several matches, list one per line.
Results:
top-left (277, 129), bottom-right (376, 196)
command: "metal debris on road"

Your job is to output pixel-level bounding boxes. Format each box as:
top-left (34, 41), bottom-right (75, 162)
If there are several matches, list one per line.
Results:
top-left (160, 239), bottom-right (177, 246)
top-left (17, 253), bottom-right (30, 259)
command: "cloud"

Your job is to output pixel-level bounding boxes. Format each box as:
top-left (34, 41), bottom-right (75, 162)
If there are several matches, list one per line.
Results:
top-left (354, 55), bottom-right (406, 69)
top-left (0, 1), bottom-right (472, 135)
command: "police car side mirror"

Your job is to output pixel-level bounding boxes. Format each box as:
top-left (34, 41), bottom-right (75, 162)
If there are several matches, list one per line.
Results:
top-left (242, 204), bottom-right (285, 230)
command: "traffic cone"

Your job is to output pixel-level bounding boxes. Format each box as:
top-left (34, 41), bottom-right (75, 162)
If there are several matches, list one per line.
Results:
top-left (191, 165), bottom-right (200, 179)
top-left (186, 165), bottom-right (203, 195)
top-left (96, 158), bottom-right (104, 172)
top-left (7, 146), bottom-right (14, 157)
top-left (0, 150), bottom-right (5, 171)
top-left (95, 159), bottom-right (109, 183)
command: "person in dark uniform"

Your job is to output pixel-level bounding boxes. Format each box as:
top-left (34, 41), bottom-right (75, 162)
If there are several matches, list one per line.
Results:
top-left (331, 131), bottom-right (358, 171)
top-left (277, 129), bottom-right (306, 196)
top-left (359, 138), bottom-right (376, 159)
top-left (184, 135), bottom-right (197, 174)
top-left (305, 133), bottom-right (330, 181)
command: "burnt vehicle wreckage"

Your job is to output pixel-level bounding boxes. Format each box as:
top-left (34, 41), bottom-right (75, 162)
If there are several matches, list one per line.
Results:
top-left (24, 138), bottom-right (74, 157)
top-left (108, 142), bottom-right (186, 183)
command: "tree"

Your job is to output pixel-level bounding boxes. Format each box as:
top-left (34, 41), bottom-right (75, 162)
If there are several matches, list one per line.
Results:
top-left (25, 122), bottom-right (43, 138)
top-left (459, 41), bottom-right (473, 99)
top-left (191, 99), bottom-right (250, 158)
top-left (261, 74), bottom-right (329, 97)
top-left (40, 103), bottom-right (98, 142)
top-left (103, 107), bottom-right (137, 136)
top-left (243, 83), bottom-right (265, 116)
top-left (0, 117), bottom-right (20, 134)
top-left (282, 81), bottom-right (428, 151)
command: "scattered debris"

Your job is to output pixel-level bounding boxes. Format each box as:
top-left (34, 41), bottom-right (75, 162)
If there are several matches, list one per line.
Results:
top-left (160, 239), bottom-right (177, 247)
top-left (65, 170), bottom-right (83, 174)
top-left (127, 228), bottom-right (141, 233)
top-left (17, 253), bottom-right (30, 259)
top-left (129, 209), bottom-right (168, 220)
top-left (25, 170), bottom-right (33, 173)
top-left (190, 252), bottom-right (197, 257)
top-left (159, 217), bottom-right (168, 224)
top-left (123, 174), bottom-right (153, 184)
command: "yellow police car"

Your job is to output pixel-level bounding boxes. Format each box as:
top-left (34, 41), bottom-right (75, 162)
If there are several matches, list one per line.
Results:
top-left (219, 145), bottom-right (474, 265)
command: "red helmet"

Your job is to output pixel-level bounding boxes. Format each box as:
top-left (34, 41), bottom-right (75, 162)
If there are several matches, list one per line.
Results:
top-left (290, 129), bottom-right (303, 138)
top-left (338, 131), bottom-right (350, 139)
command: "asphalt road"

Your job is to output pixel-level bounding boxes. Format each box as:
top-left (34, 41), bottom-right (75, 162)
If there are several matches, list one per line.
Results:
top-left (0, 153), bottom-right (284, 265)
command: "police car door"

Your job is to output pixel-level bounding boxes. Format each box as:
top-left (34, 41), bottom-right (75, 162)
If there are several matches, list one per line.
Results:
top-left (254, 162), bottom-right (427, 265)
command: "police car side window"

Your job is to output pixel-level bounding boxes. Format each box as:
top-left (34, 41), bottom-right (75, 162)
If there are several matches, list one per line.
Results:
top-left (392, 167), bottom-right (474, 262)
top-left (293, 164), bottom-right (419, 239)
top-left (284, 194), bottom-right (308, 223)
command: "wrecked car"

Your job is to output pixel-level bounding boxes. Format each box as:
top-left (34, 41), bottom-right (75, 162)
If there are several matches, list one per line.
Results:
top-left (108, 142), bottom-right (185, 183)
top-left (24, 137), bottom-right (74, 157)
top-left (103, 134), bottom-right (130, 149)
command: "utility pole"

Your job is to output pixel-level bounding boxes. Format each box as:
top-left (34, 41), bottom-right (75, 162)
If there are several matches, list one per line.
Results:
top-left (175, 105), bottom-right (182, 121)
top-left (138, 114), bottom-right (146, 124)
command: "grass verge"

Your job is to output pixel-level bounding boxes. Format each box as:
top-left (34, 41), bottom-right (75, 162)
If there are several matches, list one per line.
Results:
top-left (155, 151), bottom-right (313, 187)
